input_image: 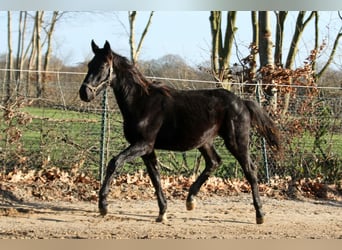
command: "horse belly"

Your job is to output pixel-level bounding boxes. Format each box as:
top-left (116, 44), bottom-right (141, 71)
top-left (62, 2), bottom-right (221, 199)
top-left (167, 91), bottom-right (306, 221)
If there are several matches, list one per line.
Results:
top-left (154, 123), bottom-right (219, 151)
top-left (154, 92), bottom-right (225, 151)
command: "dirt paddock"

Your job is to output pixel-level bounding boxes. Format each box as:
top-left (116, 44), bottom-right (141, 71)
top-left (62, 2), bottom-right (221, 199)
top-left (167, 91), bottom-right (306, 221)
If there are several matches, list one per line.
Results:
top-left (1, 192), bottom-right (342, 239)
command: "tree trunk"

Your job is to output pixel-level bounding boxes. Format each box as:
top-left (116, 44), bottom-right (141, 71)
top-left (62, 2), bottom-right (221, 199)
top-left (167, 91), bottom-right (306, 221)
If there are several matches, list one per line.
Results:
top-left (209, 11), bottom-right (222, 77)
top-left (42, 11), bottom-right (61, 97)
top-left (223, 12), bottom-right (237, 70)
top-left (311, 12), bottom-right (319, 72)
top-left (5, 11), bottom-right (13, 103)
top-left (274, 11), bottom-right (287, 66)
top-left (258, 11), bottom-right (277, 110)
top-left (258, 11), bottom-right (274, 68)
top-left (35, 11), bottom-right (44, 98)
top-left (249, 11), bottom-right (258, 80)
top-left (285, 11), bottom-right (315, 69)
top-left (16, 11), bottom-right (28, 94)
top-left (128, 11), bottom-right (154, 64)
top-left (209, 11), bottom-right (237, 90)
top-left (27, 21), bottom-right (37, 98)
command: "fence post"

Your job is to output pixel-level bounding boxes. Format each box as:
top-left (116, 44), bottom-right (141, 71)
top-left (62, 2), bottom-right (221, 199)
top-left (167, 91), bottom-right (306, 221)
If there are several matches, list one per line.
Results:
top-left (256, 81), bottom-right (270, 184)
top-left (100, 88), bottom-right (108, 184)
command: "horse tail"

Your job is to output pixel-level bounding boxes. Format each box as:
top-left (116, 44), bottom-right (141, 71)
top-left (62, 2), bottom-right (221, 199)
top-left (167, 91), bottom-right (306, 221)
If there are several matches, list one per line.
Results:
top-left (244, 100), bottom-right (281, 152)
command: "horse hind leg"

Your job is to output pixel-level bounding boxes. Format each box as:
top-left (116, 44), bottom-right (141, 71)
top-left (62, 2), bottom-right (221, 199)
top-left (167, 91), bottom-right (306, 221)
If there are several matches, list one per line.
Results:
top-left (223, 125), bottom-right (265, 224)
top-left (186, 144), bottom-right (222, 211)
top-left (221, 116), bottom-right (265, 224)
top-left (142, 152), bottom-right (168, 222)
top-left (246, 161), bottom-right (265, 224)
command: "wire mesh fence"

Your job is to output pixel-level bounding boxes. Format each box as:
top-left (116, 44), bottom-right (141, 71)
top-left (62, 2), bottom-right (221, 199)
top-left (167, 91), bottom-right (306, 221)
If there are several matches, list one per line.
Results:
top-left (1, 69), bottom-right (341, 183)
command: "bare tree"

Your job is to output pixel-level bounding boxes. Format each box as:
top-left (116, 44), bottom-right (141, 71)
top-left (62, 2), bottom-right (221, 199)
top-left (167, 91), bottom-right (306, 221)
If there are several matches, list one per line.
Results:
top-left (35, 11), bottom-right (44, 98)
top-left (258, 11), bottom-right (277, 110)
top-left (247, 11), bottom-right (258, 81)
top-left (5, 11), bottom-right (13, 103)
top-left (42, 11), bottom-right (64, 96)
top-left (15, 11), bottom-right (28, 92)
top-left (285, 11), bottom-right (315, 69)
top-left (128, 11), bottom-right (154, 64)
top-left (274, 11), bottom-right (288, 66)
top-left (258, 11), bottom-right (274, 68)
top-left (209, 11), bottom-right (237, 89)
top-left (316, 12), bottom-right (342, 79)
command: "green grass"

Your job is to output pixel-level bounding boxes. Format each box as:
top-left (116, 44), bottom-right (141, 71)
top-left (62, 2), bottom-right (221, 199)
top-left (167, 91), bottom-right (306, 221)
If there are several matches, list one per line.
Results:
top-left (1, 107), bottom-right (341, 181)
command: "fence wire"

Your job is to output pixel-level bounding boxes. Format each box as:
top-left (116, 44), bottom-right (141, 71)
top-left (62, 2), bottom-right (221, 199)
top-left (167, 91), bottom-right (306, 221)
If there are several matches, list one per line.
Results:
top-left (1, 69), bottom-right (341, 183)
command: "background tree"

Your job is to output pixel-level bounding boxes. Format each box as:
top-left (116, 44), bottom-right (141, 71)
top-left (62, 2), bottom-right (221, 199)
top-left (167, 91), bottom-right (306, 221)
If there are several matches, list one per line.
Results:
top-left (285, 11), bottom-right (316, 69)
top-left (249, 11), bottom-right (258, 80)
top-left (209, 11), bottom-right (237, 89)
top-left (35, 11), bottom-right (44, 98)
top-left (15, 11), bottom-right (28, 90)
top-left (42, 11), bottom-right (64, 97)
top-left (274, 11), bottom-right (288, 66)
top-left (258, 11), bottom-right (274, 68)
top-left (5, 11), bottom-right (13, 103)
top-left (2, 11), bottom-right (65, 100)
top-left (315, 12), bottom-right (342, 79)
top-left (128, 11), bottom-right (154, 64)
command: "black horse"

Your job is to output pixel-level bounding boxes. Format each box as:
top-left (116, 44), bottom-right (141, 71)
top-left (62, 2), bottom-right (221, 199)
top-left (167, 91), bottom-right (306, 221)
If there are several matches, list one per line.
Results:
top-left (79, 40), bottom-right (280, 224)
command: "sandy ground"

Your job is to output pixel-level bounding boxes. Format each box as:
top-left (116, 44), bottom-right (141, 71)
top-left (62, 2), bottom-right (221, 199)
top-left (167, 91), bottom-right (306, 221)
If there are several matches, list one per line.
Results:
top-left (1, 193), bottom-right (342, 239)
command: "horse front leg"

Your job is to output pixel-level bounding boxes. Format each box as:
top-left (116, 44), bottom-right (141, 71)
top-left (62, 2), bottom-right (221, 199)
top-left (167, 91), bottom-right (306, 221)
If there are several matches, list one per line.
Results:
top-left (98, 143), bottom-right (153, 216)
top-left (142, 152), bottom-right (167, 222)
top-left (99, 157), bottom-right (118, 216)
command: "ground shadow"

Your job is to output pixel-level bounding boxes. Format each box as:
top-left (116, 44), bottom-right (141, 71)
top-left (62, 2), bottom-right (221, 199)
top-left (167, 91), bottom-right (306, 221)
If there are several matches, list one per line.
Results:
top-left (1, 188), bottom-right (94, 215)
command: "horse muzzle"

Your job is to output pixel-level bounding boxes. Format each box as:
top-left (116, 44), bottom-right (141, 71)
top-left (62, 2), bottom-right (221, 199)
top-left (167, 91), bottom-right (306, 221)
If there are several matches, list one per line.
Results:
top-left (79, 83), bottom-right (96, 102)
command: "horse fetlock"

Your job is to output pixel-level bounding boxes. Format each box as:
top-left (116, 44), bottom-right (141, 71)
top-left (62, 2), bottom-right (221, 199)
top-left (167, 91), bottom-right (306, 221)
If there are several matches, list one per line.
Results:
top-left (256, 216), bottom-right (264, 224)
top-left (255, 210), bottom-right (265, 224)
top-left (156, 213), bottom-right (168, 223)
top-left (186, 199), bottom-right (196, 211)
top-left (98, 199), bottom-right (108, 216)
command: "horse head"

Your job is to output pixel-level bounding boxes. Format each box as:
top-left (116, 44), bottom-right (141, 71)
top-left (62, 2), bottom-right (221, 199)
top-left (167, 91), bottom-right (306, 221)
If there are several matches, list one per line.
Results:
top-left (79, 40), bottom-right (114, 102)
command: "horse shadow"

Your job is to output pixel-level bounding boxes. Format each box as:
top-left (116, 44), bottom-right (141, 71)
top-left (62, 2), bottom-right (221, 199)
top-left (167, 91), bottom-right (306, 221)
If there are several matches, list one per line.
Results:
top-left (0, 188), bottom-right (94, 215)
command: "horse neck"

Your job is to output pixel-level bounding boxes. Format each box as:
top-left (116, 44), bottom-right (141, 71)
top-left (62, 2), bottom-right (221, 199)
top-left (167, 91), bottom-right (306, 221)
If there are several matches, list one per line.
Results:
top-left (111, 54), bottom-right (149, 117)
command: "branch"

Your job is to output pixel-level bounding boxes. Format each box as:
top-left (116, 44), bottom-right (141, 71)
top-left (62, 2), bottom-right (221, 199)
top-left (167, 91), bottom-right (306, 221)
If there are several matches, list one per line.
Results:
top-left (128, 11), bottom-right (154, 64)
top-left (135, 11), bottom-right (154, 63)
top-left (285, 11), bottom-right (315, 69)
top-left (316, 30), bottom-right (342, 79)
top-left (303, 11), bottom-right (315, 27)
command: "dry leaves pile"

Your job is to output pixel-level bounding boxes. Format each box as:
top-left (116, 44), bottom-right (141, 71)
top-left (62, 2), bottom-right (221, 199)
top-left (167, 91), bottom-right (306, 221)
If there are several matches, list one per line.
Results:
top-left (0, 168), bottom-right (341, 204)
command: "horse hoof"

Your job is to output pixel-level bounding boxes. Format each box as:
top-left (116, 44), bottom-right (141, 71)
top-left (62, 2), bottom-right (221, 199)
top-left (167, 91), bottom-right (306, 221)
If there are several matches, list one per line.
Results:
top-left (256, 216), bottom-right (264, 224)
top-left (156, 214), bottom-right (168, 223)
top-left (186, 200), bottom-right (196, 211)
top-left (99, 202), bottom-right (108, 216)
top-left (99, 207), bottom-right (108, 216)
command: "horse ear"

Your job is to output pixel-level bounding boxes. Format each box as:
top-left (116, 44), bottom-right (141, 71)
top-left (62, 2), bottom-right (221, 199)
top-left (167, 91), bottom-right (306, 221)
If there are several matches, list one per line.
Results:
top-left (104, 40), bottom-right (112, 54)
top-left (91, 40), bottom-right (99, 53)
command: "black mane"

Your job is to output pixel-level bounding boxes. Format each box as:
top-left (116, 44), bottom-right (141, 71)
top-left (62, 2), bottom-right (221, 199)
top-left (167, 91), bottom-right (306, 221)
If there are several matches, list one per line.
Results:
top-left (112, 52), bottom-right (170, 95)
